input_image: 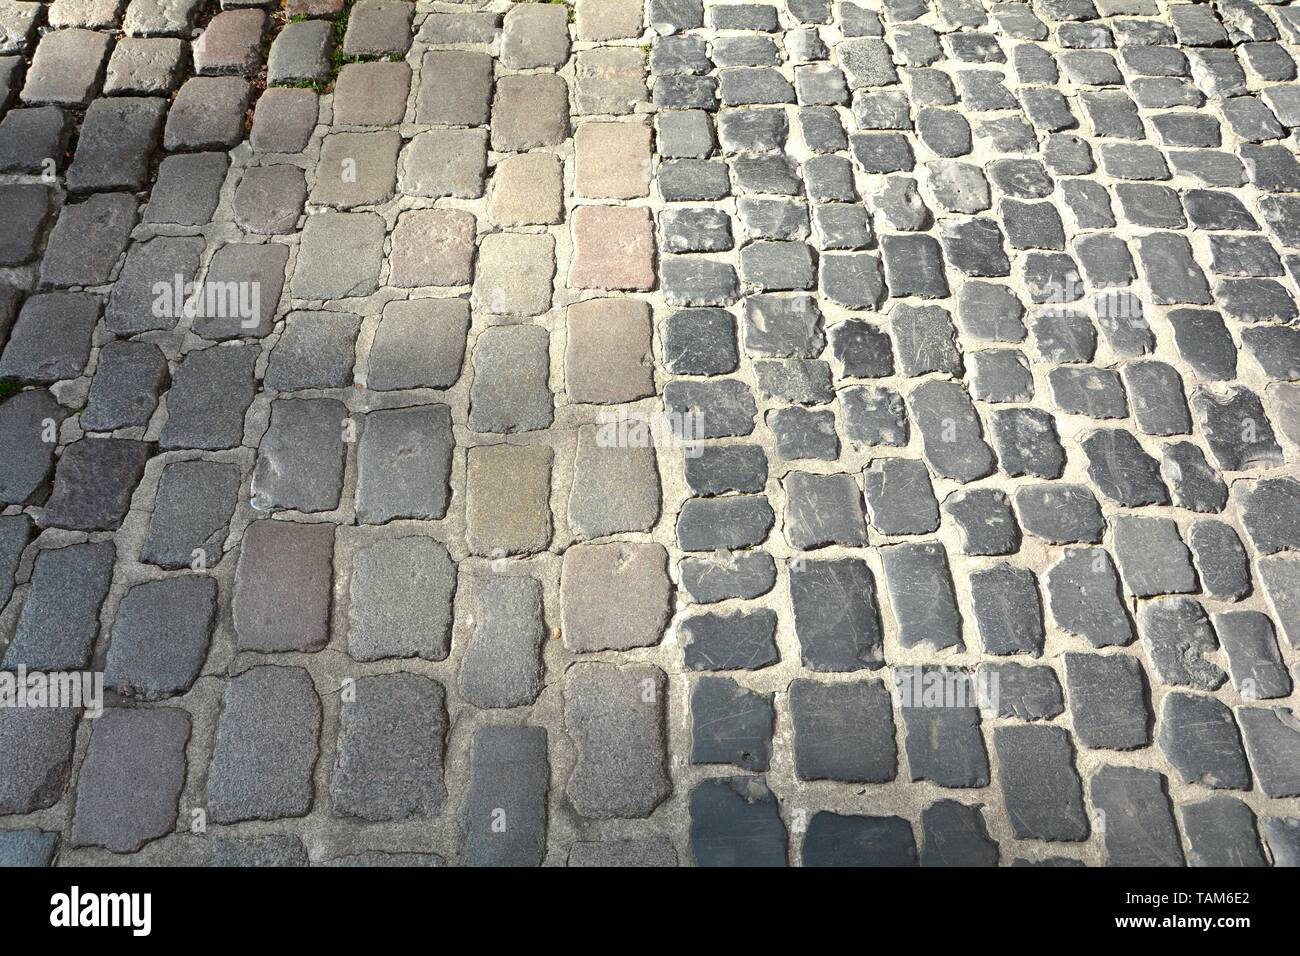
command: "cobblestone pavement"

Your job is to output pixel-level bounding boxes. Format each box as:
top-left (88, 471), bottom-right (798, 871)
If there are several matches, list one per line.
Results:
top-left (0, 0), bottom-right (1299, 868)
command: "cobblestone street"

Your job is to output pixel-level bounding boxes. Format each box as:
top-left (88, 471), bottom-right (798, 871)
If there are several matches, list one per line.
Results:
top-left (1, 0), bottom-right (1299, 867)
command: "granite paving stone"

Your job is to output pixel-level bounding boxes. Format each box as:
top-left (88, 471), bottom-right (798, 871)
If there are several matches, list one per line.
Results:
top-left (4, 541), bottom-right (114, 670)
top-left (356, 404), bottom-right (453, 524)
top-left (348, 537), bottom-right (455, 662)
top-left (3, 0), bottom-right (1298, 870)
top-left (330, 674), bottom-right (446, 821)
top-left (232, 520), bottom-right (334, 653)
top-left (141, 459), bottom-right (240, 570)
top-left (462, 574), bottom-right (543, 712)
top-left (564, 663), bottom-right (670, 819)
top-left (250, 398), bottom-right (347, 514)
top-left (207, 665), bottom-right (321, 823)
top-left (70, 708), bottom-right (189, 853)
top-left (459, 726), bottom-right (548, 867)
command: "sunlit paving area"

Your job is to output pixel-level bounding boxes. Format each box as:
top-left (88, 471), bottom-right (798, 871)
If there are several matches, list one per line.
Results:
top-left (0, 0), bottom-right (1298, 870)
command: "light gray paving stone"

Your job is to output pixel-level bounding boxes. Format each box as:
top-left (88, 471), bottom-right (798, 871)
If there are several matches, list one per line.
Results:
top-left (400, 128), bottom-right (487, 199)
top-left (5, 541), bottom-right (114, 671)
top-left (468, 324), bottom-right (553, 433)
top-left (564, 662), bottom-right (670, 819)
top-left (39, 192), bottom-right (136, 288)
top-left (568, 424), bottom-right (661, 539)
top-left (292, 212), bottom-right (385, 299)
top-left (1, 292), bottom-right (99, 384)
top-left (265, 311), bottom-right (360, 391)
top-left (502, 2), bottom-right (570, 69)
top-left (103, 37), bottom-right (184, 94)
top-left (266, 19), bottom-right (331, 85)
top-left (141, 459), bottom-right (240, 569)
top-left (464, 444), bottom-right (553, 557)
top-left (70, 707), bottom-right (190, 853)
top-left (561, 542), bottom-right (671, 652)
top-left (124, 0), bottom-right (204, 37)
top-left (233, 165), bottom-right (306, 235)
top-left (460, 575), bottom-right (545, 709)
top-left (312, 130), bottom-right (401, 209)
top-left (207, 665), bottom-right (321, 823)
top-left (251, 87), bottom-right (317, 153)
top-left (347, 536), bottom-right (455, 662)
top-left (164, 76), bottom-right (251, 150)
top-left (341, 0), bottom-right (411, 56)
top-left (144, 153), bottom-right (228, 226)
top-left (194, 9), bottom-right (266, 76)
top-left (356, 404), bottom-right (453, 524)
top-left (367, 297), bottom-right (468, 391)
top-left (20, 28), bottom-right (111, 107)
top-left (0, 2), bottom-right (40, 56)
top-left (232, 519), bottom-right (334, 653)
top-left (330, 673), bottom-right (446, 821)
top-left (471, 233), bottom-right (555, 316)
top-left (416, 51), bottom-right (492, 126)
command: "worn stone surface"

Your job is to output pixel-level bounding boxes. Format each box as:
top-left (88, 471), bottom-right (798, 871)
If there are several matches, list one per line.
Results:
top-left (330, 673), bottom-right (446, 821)
top-left (460, 575), bottom-right (545, 709)
top-left (232, 520), bottom-right (334, 654)
top-left (207, 666), bottom-right (321, 823)
top-left (70, 708), bottom-right (189, 853)
top-left (105, 576), bottom-right (216, 699)
top-left (562, 542), bottom-right (670, 652)
top-left (356, 404), bottom-right (453, 524)
top-left (3, 0), bottom-right (1297, 869)
top-left (459, 725), bottom-right (548, 867)
top-left (564, 663), bottom-right (670, 819)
